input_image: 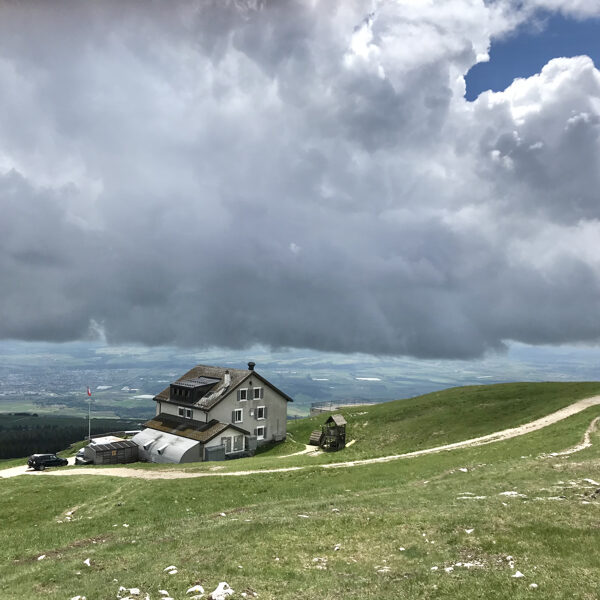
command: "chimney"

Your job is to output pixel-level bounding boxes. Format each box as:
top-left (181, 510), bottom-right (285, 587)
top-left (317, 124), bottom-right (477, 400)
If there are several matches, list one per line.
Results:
top-left (248, 361), bottom-right (256, 371)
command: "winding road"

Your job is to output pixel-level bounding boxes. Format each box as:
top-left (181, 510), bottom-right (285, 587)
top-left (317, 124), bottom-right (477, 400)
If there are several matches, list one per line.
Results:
top-left (2, 396), bottom-right (599, 480)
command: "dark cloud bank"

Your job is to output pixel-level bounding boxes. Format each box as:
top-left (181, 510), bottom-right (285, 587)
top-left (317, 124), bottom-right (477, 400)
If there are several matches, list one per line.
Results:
top-left (1, 0), bottom-right (600, 359)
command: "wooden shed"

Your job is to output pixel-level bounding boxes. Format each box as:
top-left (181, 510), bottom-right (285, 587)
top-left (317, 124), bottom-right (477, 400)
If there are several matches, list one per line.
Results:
top-left (308, 413), bottom-right (347, 451)
top-left (84, 436), bottom-right (138, 465)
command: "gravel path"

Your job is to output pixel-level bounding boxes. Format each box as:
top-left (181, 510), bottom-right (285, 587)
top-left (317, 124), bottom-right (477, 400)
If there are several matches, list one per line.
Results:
top-left (2, 396), bottom-right (599, 480)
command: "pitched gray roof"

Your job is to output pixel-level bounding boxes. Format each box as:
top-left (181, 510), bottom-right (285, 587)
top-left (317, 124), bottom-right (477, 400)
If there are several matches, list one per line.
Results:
top-left (326, 414), bottom-right (347, 426)
top-left (154, 363), bottom-right (293, 410)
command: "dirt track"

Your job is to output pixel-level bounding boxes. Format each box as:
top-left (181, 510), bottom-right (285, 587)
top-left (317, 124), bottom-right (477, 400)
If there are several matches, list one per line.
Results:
top-left (2, 396), bottom-right (599, 481)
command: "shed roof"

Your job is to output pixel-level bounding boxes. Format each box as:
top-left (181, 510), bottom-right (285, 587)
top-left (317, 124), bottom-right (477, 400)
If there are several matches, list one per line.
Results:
top-left (143, 413), bottom-right (249, 443)
top-left (90, 439), bottom-right (138, 452)
top-left (326, 414), bottom-right (347, 426)
top-left (154, 363), bottom-right (293, 410)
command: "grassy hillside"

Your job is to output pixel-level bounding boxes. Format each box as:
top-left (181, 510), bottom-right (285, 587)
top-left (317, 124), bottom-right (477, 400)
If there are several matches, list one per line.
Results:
top-left (1, 382), bottom-right (600, 599)
top-left (282, 381), bottom-right (600, 457)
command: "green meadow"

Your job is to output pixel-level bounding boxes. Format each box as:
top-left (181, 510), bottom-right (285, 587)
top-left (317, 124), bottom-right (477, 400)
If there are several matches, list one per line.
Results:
top-left (1, 382), bottom-right (599, 599)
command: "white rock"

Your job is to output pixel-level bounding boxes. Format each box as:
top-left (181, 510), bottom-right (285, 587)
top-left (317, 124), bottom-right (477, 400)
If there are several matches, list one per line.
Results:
top-left (459, 468), bottom-right (468, 472)
top-left (209, 581), bottom-right (234, 600)
top-left (70, 596), bottom-right (86, 600)
top-left (129, 589), bottom-right (140, 596)
top-left (465, 529), bottom-right (474, 534)
top-left (163, 566), bottom-right (177, 572)
top-left (37, 554), bottom-right (46, 561)
top-left (159, 591), bottom-right (169, 596)
top-left (123, 524), bottom-right (130, 528)
top-left (219, 513), bottom-right (226, 517)
top-left (187, 585), bottom-right (205, 594)
top-left (444, 566), bottom-right (454, 573)
top-left (512, 571), bottom-right (525, 578)
top-left (430, 566), bottom-right (438, 571)
top-left (298, 514), bottom-right (310, 518)
top-left (583, 478), bottom-right (600, 486)
top-left (333, 544), bottom-right (341, 551)
top-left (399, 547), bottom-right (405, 551)
top-left (529, 583), bottom-right (538, 589)
top-left (83, 558), bottom-right (91, 567)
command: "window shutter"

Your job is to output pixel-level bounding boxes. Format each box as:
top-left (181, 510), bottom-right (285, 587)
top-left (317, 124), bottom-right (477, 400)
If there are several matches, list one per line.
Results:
top-left (260, 387), bottom-right (264, 399)
top-left (237, 389), bottom-right (241, 401)
top-left (254, 428), bottom-right (258, 436)
top-left (263, 426), bottom-right (267, 438)
top-left (264, 406), bottom-right (268, 419)
top-left (232, 410), bottom-right (236, 423)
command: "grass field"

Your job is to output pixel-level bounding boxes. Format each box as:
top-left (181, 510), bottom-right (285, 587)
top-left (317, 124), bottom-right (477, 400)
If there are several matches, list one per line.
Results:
top-left (1, 382), bottom-right (599, 599)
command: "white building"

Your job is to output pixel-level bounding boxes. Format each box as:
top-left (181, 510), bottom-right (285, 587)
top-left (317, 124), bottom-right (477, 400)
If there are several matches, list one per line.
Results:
top-left (132, 362), bottom-right (292, 463)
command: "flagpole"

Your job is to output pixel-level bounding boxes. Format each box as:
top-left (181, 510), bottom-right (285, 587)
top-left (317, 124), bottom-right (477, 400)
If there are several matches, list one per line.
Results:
top-left (87, 387), bottom-right (92, 441)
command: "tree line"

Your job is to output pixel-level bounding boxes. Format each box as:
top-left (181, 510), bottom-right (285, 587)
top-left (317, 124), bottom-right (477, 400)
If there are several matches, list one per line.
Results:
top-left (0, 415), bottom-right (140, 459)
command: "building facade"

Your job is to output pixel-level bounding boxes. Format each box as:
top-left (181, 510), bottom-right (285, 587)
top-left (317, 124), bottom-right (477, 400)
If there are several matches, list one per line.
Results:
top-left (132, 362), bottom-right (292, 463)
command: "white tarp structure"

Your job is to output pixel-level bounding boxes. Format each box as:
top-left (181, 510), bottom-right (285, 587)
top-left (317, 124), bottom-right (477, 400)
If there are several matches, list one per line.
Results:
top-left (132, 429), bottom-right (200, 463)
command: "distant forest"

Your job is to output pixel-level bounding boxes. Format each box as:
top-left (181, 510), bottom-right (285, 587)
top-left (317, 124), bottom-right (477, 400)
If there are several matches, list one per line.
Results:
top-left (0, 414), bottom-right (142, 459)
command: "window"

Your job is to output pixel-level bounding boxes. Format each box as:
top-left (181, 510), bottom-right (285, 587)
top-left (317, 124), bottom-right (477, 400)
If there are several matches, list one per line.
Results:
top-left (253, 387), bottom-right (263, 400)
top-left (256, 406), bottom-right (265, 420)
top-left (178, 407), bottom-right (193, 419)
top-left (256, 426), bottom-right (265, 440)
top-left (233, 435), bottom-right (244, 452)
top-left (233, 408), bottom-right (243, 423)
top-left (222, 435), bottom-right (245, 453)
top-left (238, 388), bottom-right (248, 401)
top-left (222, 437), bottom-right (232, 453)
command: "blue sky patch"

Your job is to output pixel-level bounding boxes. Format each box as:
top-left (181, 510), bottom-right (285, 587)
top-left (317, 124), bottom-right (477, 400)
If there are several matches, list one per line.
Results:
top-left (465, 13), bottom-right (600, 100)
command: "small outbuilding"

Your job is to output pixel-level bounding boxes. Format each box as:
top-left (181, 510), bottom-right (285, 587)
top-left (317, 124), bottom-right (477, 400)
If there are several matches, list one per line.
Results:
top-left (308, 413), bottom-right (347, 451)
top-left (84, 436), bottom-right (139, 465)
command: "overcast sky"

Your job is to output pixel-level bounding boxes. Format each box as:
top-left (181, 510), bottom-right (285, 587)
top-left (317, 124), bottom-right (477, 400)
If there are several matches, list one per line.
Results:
top-left (1, 0), bottom-right (600, 359)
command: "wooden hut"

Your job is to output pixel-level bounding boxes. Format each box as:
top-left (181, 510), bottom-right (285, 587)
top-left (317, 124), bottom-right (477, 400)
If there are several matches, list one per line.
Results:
top-left (84, 436), bottom-right (139, 465)
top-left (308, 414), bottom-right (347, 451)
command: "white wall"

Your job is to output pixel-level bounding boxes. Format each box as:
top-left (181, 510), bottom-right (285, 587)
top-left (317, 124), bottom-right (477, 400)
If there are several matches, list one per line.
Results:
top-left (208, 375), bottom-right (288, 443)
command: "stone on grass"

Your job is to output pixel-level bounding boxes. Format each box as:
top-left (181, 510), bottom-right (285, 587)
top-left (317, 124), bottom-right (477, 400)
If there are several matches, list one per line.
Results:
top-left (187, 584), bottom-right (205, 594)
top-left (512, 571), bottom-right (525, 578)
top-left (209, 581), bottom-right (234, 600)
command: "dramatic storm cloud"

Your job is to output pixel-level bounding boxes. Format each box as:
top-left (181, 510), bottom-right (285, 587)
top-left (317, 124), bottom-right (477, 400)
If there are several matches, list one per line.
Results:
top-left (1, 0), bottom-right (600, 358)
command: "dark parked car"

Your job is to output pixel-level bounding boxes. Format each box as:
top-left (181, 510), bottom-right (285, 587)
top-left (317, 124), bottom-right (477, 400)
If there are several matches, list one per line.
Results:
top-left (75, 448), bottom-right (92, 465)
top-left (27, 453), bottom-right (68, 471)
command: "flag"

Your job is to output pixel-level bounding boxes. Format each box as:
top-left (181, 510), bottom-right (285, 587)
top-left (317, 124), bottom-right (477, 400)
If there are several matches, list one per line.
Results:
top-left (87, 387), bottom-right (92, 397)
